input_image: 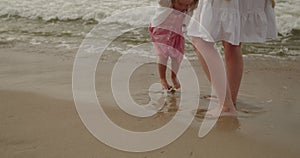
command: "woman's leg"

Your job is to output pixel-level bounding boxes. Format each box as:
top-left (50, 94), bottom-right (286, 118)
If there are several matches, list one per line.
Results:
top-left (193, 45), bottom-right (211, 82)
top-left (191, 37), bottom-right (236, 114)
top-left (222, 41), bottom-right (243, 105)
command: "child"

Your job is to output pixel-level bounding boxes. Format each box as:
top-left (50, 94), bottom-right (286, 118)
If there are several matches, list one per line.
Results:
top-left (149, 0), bottom-right (198, 92)
top-left (188, 0), bottom-right (277, 117)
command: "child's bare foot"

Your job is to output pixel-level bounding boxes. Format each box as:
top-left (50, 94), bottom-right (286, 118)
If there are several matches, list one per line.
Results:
top-left (160, 79), bottom-right (175, 93)
top-left (160, 79), bottom-right (171, 89)
top-left (171, 77), bottom-right (181, 89)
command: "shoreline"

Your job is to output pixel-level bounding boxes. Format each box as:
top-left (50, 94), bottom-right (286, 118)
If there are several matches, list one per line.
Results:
top-left (0, 45), bottom-right (299, 157)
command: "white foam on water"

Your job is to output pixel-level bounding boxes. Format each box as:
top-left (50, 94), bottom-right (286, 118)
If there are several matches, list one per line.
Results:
top-left (276, 0), bottom-right (300, 34)
top-left (0, 0), bottom-right (152, 21)
top-left (0, 0), bottom-right (299, 58)
top-left (0, 0), bottom-right (298, 35)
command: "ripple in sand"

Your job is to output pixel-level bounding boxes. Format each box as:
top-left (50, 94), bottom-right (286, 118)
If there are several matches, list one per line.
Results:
top-left (130, 88), bottom-right (182, 114)
top-left (193, 101), bottom-right (268, 120)
top-left (236, 101), bottom-right (268, 114)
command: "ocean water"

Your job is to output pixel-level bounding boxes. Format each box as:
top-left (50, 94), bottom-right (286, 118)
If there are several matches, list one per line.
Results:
top-left (0, 0), bottom-right (299, 58)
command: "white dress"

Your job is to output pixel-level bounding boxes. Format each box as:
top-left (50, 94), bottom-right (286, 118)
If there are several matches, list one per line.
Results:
top-left (187, 0), bottom-right (278, 45)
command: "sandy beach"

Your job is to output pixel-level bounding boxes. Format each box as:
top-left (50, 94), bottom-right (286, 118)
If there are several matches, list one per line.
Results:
top-left (0, 43), bottom-right (300, 158)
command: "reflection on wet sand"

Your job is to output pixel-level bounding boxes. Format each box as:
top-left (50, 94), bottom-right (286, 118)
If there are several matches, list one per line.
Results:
top-left (157, 93), bottom-right (179, 114)
top-left (214, 117), bottom-right (240, 132)
top-left (151, 91), bottom-right (240, 133)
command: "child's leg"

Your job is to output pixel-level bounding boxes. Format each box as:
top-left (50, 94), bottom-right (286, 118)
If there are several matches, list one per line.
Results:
top-left (170, 57), bottom-right (181, 89)
top-left (222, 41), bottom-right (243, 105)
top-left (158, 56), bottom-right (170, 89)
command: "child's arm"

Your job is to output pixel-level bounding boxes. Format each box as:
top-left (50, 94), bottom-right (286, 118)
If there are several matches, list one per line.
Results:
top-left (271, 0), bottom-right (275, 8)
top-left (188, 0), bottom-right (199, 12)
top-left (158, 0), bottom-right (171, 7)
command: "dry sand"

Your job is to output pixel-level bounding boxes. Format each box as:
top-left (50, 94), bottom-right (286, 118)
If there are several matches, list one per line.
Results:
top-left (0, 45), bottom-right (300, 158)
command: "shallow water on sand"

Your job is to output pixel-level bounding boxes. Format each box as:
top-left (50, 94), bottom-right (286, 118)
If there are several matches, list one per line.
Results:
top-left (0, 0), bottom-right (299, 59)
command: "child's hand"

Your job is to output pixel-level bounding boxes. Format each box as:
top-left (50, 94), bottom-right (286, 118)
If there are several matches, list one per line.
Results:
top-left (271, 0), bottom-right (275, 8)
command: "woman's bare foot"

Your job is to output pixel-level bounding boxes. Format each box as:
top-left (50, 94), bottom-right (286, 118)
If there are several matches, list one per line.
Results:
top-left (202, 95), bottom-right (237, 109)
top-left (202, 95), bottom-right (218, 102)
top-left (205, 105), bottom-right (237, 118)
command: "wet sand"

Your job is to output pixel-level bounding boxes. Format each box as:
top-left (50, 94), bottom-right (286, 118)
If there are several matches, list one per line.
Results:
top-left (0, 45), bottom-right (299, 158)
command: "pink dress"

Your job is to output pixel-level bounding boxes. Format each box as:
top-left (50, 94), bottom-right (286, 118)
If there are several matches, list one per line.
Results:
top-left (149, 9), bottom-right (186, 63)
